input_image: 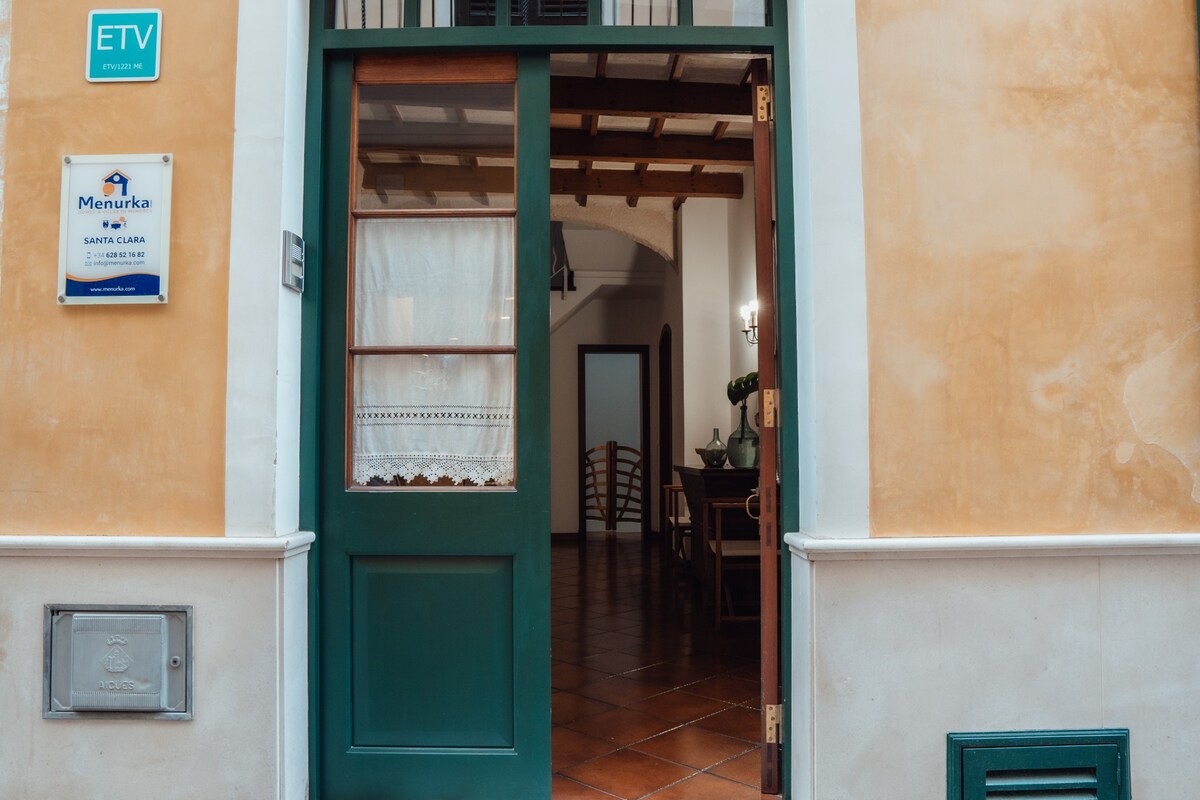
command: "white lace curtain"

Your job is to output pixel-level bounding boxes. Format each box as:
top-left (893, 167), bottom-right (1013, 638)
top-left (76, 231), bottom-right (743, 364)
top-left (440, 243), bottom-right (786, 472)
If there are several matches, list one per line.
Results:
top-left (352, 217), bottom-right (515, 485)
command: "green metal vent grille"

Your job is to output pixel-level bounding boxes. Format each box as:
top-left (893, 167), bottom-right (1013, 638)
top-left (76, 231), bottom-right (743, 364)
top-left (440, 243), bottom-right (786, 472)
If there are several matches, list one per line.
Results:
top-left (948, 730), bottom-right (1130, 800)
top-left (984, 767), bottom-right (1098, 797)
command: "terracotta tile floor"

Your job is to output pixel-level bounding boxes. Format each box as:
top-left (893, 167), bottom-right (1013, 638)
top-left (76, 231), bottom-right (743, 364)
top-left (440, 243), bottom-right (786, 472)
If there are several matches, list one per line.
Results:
top-left (551, 536), bottom-right (763, 799)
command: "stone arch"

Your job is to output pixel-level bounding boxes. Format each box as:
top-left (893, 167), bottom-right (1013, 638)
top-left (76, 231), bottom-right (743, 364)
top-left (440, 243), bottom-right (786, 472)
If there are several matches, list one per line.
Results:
top-left (550, 195), bottom-right (676, 265)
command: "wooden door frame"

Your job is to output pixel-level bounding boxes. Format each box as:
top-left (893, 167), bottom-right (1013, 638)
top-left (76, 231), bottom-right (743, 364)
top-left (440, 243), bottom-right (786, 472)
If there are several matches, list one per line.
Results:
top-left (750, 57), bottom-right (782, 794)
top-left (576, 344), bottom-right (652, 543)
top-left (302, 28), bottom-right (803, 799)
top-left (657, 324), bottom-right (673, 539)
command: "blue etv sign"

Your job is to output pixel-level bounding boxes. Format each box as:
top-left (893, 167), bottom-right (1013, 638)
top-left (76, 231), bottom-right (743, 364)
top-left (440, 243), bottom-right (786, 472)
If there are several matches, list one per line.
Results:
top-left (86, 9), bottom-right (162, 83)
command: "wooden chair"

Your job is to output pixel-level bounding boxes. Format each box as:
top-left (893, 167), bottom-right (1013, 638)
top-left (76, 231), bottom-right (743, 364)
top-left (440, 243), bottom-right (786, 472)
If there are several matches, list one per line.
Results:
top-left (583, 440), bottom-right (643, 538)
top-left (704, 494), bottom-right (761, 628)
top-left (661, 482), bottom-right (692, 569)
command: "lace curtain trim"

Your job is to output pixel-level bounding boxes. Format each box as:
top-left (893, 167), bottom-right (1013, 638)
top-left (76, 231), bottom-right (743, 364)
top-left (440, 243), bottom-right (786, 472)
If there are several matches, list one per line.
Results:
top-left (353, 403), bottom-right (514, 485)
top-left (356, 404), bottom-right (512, 429)
top-left (353, 453), bottom-right (515, 486)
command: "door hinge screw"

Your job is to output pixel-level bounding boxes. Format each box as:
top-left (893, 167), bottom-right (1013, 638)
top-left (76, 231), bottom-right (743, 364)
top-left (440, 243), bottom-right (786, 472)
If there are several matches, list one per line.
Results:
top-left (765, 703), bottom-right (783, 743)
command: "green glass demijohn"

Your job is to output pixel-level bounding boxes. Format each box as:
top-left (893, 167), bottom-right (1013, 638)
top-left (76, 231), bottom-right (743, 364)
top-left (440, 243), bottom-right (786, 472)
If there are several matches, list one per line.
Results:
top-left (725, 370), bottom-right (760, 469)
top-left (701, 428), bottom-right (728, 468)
top-left (727, 404), bottom-right (760, 468)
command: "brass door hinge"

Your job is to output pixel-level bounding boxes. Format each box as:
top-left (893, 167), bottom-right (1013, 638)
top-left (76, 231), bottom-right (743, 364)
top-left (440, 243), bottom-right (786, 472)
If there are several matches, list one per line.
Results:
top-left (765, 703), bottom-right (784, 743)
top-left (762, 388), bottom-right (778, 428)
top-left (756, 85), bottom-right (773, 122)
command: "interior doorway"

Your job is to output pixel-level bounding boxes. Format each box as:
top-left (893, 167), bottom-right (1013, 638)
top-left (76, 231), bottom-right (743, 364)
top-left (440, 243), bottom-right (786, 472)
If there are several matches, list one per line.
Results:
top-left (658, 324), bottom-right (673, 510)
top-left (546, 50), bottom-right (781, 797)
top-left (578, 345), bottom-right (651, 541)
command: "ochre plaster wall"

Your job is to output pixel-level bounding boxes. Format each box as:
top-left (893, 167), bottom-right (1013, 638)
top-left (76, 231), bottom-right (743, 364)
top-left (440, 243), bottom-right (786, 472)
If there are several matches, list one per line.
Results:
top-left (860, 0), bottom-right (1200, 534)
top-left (0, 1), bottom-right (237, 535)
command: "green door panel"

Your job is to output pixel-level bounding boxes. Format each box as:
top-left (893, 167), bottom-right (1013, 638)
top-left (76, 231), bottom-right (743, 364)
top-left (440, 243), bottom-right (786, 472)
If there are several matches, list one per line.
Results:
top-left (316, 53), bottom-right (551, 799)
top-left (351, 556), bottom-right (515, 748)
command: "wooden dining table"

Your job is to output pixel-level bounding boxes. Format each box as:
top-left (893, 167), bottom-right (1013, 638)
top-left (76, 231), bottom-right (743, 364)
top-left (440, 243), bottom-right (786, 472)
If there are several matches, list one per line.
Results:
top-left (674, 465), bottom-right (759, 586)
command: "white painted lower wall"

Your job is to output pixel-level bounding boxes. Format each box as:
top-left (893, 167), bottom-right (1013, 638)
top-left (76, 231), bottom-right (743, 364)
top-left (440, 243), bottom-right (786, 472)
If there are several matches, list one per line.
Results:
top-left (0, 534), bottom-right (311, 800)
top-left (787, 533), bottom-right (1200, 798)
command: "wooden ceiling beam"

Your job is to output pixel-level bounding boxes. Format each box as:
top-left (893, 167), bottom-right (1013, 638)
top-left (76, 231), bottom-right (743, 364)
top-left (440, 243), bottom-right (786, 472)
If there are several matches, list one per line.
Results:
top-left (366, 162), bottom-right (742, 199)
top-left (578, 53), bottom-right (608, 207)
top-left (550, 76), bottom-right (752, 120)
top-left (550, 129), bottom-right (753, 166)
top-left (363, 130), bottom-right (752, 166)
top-left (669, 53), bottom-right (686, 81)
top-left (633, 54), bottom-right (684, 208)
top-left (555, 168), bottom-right (741, 199)
top-left (357, 120), bottom-right (514, 153)
top-left (676, 121), bottom-right (736, 208)
top-left (658, 54), bottom-right (686, 208)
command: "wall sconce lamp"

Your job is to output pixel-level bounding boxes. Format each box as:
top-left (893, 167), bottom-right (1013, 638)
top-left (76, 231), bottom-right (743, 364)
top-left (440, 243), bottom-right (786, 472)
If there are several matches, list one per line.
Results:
top-left (739, 300), bottom-right (759, 346)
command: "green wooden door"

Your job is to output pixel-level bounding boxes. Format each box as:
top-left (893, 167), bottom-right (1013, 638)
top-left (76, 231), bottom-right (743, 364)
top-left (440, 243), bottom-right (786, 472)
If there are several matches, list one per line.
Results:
top-left (316, 52), bottom-right (551, 799)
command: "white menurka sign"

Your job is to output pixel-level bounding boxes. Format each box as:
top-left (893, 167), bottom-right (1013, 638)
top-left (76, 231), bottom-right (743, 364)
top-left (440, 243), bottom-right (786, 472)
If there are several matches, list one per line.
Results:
top-left (57, 153), bottom-right (173, 304)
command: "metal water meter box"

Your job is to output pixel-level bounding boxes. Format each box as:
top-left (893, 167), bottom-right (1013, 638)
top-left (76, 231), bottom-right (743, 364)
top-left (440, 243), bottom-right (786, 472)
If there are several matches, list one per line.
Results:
top-left (44, 605), bottom-right (192, 720)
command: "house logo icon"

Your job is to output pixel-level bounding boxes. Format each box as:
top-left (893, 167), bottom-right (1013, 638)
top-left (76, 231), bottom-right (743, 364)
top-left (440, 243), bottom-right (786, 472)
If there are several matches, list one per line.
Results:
top-left (101, 170), bottom-right (130, 198)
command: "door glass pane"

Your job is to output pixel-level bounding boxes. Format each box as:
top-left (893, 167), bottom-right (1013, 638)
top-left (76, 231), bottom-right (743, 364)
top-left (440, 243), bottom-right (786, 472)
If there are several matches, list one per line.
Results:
top-left (414, 0), bottom-right (589, 26)
top-left (333, 0), bottom-right (406, 27)
top-left (418, 0), bottom-right (495, 27)
top-left (354, 217), bottom-right (515, 347)
top-left (352, 354), bottom-right (515, 487)
top-left (693, 0), bottom-right (765, 25)
top-left (356, 84), bottom-right (514, 209)
top-left (601, 0), bottom-right (677, 25)
top-left (331, 0), bottom-right (767, 26)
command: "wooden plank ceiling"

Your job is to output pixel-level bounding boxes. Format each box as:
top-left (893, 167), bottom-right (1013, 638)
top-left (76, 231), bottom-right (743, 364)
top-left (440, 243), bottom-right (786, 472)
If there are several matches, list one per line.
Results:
top-left (552, 52), bottom-right (754, 207)
top-left (358, 52), bottom-right (756, 206)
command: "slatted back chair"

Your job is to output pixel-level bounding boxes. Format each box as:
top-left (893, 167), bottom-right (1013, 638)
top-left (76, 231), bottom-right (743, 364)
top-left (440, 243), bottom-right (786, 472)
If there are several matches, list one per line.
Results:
top-left (583, 440), bottom-right (643, 537)
top-left (706, 493), bottom-right (761, 628)
top-left (662, 482), bottom-right (692, 568)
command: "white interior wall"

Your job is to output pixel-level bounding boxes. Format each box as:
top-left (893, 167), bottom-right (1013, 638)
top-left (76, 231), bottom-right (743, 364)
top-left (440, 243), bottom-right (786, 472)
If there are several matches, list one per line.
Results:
top-left (680, 199), bottom-right (733, 459)
top-left (727, 169), bottom-right (760, 433)
top-left (679, 191), bottom-right (759, 457)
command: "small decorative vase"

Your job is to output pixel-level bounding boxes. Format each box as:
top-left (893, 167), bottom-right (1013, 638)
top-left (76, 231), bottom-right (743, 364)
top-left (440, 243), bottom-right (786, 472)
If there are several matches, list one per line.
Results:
top-left (701, 427), bottom-right (728, 468)
top-left (727, 405), bottom-right (760, 468)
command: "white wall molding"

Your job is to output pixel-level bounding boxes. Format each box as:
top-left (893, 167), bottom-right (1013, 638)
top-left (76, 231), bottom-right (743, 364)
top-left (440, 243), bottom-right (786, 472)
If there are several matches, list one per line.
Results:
top-left (786, 530), bottom-right (1200, 561)
top-left (224, 0), bottom-right (309, 537)
top-left (787, 0), bottom-right (872, 538)
top-left (0, 531), bottom-right (314, 560)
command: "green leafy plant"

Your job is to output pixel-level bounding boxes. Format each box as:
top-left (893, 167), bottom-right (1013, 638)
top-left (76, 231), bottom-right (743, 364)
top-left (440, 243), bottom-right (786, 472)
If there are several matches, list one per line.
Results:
top-left (726, 370), bottom-right (759, 408)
